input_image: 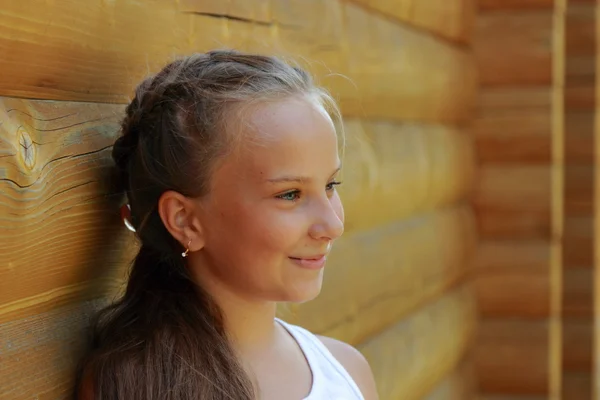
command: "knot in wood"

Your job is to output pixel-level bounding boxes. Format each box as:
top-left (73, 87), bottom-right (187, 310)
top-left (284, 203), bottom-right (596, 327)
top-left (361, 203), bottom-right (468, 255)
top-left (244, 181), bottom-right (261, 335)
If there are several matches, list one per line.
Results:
top-left (17, 127), bottom-right (36, 171)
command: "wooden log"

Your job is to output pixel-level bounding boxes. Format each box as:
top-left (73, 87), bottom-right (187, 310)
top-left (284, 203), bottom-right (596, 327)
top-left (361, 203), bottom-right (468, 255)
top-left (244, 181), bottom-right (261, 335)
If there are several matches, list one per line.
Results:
top-left (358, 286), bottom-right (476, 400)
top-left (345, 0), bottom-right (476, 43)
top-left (475, 12), bottom-right (553, 86)
top-left (474, 240), bottom-right (550, 318)
top-left (422, 358), bottom-right (477, 400)
top-left (286, 205), bottom-right (477, 345)
top-left (0, 0), bottom-right (476, 122)
top-left (475, 319), bottom-right (548, 395)
top-left (341, 120), bottom-right (475, 232)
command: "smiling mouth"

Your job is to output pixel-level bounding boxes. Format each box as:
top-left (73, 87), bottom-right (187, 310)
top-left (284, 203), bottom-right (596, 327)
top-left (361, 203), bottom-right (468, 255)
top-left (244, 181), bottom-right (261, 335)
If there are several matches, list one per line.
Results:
top-left (289, 255), bottom-right (327, 270)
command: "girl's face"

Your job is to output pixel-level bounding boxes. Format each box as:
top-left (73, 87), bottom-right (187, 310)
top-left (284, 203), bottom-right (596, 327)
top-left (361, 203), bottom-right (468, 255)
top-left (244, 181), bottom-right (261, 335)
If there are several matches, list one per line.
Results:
top-left (194, 95), bottom-right (344, 303)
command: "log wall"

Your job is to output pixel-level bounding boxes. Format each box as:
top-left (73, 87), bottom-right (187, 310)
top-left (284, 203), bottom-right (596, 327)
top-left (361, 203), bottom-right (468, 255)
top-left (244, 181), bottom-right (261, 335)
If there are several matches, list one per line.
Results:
top-left (0, 1), bottom-right (478, 399)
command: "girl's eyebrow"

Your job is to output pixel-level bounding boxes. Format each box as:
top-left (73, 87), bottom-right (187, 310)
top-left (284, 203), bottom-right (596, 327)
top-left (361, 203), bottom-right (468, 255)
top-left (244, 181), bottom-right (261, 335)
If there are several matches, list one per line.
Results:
top-left (266, 165), bottom-right (341, 184)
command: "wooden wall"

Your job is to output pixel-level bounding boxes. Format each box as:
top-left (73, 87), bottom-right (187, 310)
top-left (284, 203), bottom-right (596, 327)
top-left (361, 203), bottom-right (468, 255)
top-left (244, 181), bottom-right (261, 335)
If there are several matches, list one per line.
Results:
top-left (473, 0), bottom-right (596, 399)
top-left (0, 1), bottom-right (478, 400)
top-left (472, 0), bottom-right (557, 398)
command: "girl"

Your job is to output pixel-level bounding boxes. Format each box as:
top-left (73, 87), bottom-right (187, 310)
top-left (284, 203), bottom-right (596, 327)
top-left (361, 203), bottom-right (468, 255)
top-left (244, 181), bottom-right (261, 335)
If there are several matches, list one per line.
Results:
top-left (77, 50), bottom-right (378, 400)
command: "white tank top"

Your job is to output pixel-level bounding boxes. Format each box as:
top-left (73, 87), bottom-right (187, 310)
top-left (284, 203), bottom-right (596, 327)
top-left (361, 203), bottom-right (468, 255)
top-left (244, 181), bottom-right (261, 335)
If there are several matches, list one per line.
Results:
top-left (275, 318), bottom-right (365, 400)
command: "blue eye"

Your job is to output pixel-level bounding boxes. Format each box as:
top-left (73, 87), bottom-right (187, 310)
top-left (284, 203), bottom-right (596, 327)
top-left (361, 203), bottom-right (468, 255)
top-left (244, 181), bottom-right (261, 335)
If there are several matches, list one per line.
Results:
top-left (277, 190), bottom-right (300, 201)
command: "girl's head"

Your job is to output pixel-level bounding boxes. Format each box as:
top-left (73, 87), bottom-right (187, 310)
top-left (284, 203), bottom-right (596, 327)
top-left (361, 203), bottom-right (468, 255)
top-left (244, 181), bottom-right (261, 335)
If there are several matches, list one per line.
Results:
top-left (114, 49), bottom-right (344, 304)
top-left (80, 50), bottom-right (344, 400)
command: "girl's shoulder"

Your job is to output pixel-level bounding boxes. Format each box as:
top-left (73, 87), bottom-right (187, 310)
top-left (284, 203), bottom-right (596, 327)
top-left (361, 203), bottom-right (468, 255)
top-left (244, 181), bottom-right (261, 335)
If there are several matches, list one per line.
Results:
top-left (315, 335), bottom-right (379, 400)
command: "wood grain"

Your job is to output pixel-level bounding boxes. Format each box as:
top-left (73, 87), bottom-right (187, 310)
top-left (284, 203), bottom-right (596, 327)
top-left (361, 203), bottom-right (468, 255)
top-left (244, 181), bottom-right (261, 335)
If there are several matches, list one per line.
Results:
top-left (0, 97), bottom-right (135, 324)
top-left (346, 0), bottom-right (476, 43)
top-left (0, 0), bottom-right (476, 122)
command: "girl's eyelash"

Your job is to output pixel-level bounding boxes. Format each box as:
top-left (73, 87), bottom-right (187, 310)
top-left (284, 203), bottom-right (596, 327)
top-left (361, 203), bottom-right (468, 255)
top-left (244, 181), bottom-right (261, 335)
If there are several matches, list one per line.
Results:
top-left (276, 181), bottom-right (343, 202)
top-left (326, 180), bottom-right (342, 189)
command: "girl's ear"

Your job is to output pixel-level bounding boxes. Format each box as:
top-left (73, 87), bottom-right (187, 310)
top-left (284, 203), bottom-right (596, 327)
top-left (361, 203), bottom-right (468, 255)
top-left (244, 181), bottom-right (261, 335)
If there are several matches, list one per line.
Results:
top-left (157, 190), bottom-right (205, 253)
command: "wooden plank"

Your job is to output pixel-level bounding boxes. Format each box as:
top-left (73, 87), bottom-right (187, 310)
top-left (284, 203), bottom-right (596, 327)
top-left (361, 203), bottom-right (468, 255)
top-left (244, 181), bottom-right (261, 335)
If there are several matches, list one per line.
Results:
top-left (346, 0), bottom-right (476, 43)
top-left (288, 205), bottom-right (477, 345)
top-left (475, 11), bottom-right (553, 86)
top-left (475, 319), bottom-right (548, 395)
top-left (341, 120), bottom-right (475, 232)
top-left (0, 0), bottom-right (476, 122)
top-left (359, 286), bottom-right (476, 400)
top-left (474, 241), bottom-right (550, 318)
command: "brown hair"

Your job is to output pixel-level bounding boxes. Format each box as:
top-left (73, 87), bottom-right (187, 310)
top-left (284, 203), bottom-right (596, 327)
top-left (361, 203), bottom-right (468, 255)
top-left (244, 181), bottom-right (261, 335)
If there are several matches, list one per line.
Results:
top-left (76, 50), bottom-right (339, 399)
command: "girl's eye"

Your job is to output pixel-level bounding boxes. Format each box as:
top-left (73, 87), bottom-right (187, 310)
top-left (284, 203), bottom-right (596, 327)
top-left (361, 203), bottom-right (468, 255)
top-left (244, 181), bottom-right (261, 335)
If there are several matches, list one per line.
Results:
top-left (276, 190), bottom-right (300, 201)
top-left (326, 180), bottom-right (342, 191)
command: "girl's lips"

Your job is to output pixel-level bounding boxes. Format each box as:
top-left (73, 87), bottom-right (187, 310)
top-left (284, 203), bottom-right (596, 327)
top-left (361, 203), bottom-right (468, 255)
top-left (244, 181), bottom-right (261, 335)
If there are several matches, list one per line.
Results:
top-left (289, 255), bottom-right (327, 270)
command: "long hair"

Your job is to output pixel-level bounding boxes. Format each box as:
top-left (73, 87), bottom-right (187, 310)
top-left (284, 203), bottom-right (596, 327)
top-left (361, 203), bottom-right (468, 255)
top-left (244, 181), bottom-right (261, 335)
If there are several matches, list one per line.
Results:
top-left (76, 50), bottom-right (339, 399)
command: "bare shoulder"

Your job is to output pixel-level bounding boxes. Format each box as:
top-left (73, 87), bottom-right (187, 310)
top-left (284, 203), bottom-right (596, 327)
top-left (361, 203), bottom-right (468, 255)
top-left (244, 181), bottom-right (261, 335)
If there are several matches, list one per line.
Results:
top-left (317, 335), bottom-right (379, 400)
